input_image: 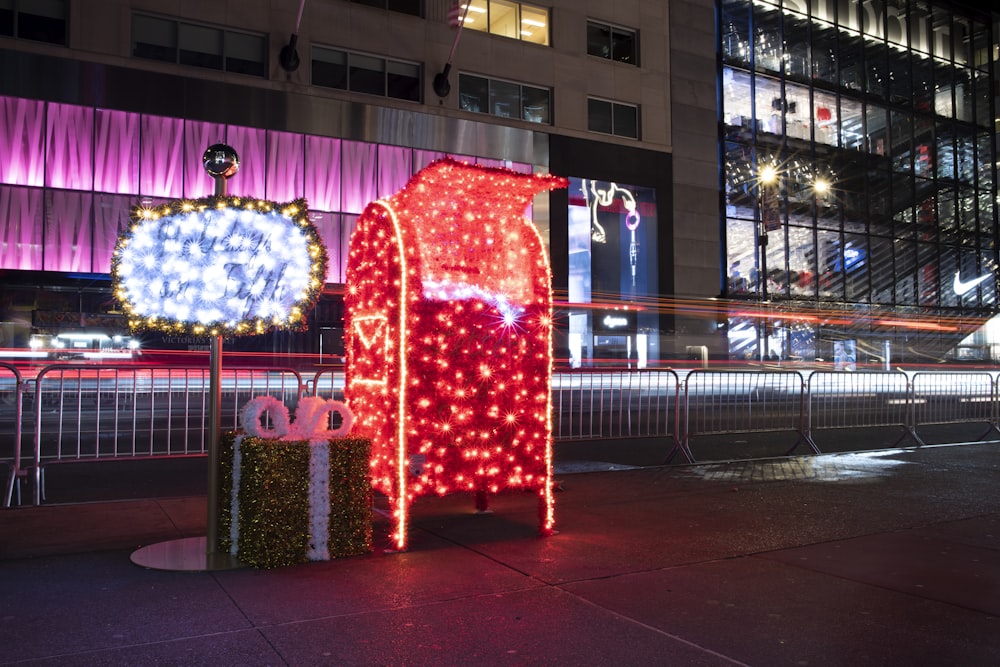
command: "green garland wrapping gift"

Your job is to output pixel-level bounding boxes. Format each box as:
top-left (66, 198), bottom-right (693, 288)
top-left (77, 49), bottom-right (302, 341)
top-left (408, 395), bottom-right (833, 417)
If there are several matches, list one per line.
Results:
top-left (217, 395), bottom-right (373, 568)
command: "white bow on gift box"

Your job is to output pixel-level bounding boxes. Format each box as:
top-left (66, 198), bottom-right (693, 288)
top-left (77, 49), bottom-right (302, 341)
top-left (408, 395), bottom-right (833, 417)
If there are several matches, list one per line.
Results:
top-left (241, 395), bottom-right (354, 441)
top-left (230, 395), bottom-right (356, 562)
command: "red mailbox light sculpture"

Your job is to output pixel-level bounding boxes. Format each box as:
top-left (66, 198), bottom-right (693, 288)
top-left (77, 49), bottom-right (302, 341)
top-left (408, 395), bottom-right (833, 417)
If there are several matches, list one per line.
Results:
top-left (345, 158), bottom-right (568, 551)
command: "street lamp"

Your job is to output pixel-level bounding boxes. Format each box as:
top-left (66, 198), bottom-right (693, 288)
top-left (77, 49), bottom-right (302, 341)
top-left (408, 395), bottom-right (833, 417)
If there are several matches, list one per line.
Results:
top-left (756, 165), bottom-right (779, 302)
top-left (756, 165), bottom-right (778, 362)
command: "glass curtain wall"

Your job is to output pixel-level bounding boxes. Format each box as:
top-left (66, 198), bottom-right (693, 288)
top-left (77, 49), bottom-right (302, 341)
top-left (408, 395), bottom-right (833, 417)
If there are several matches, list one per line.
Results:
top-left (720, 0), bottom-right (996, 364)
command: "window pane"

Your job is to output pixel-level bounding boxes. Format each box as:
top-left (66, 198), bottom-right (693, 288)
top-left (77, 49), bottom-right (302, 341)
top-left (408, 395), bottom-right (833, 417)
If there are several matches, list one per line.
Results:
top-left (225, 31), bottom-right (266, 77)
top-left (490, 79), bottom-right (519, 117)
top-left (520, 4), bottom-right (548, 45)
top-left (17, 0), bottom-right (66, 45)
top-left (460, 0), bottom-right (489, 33)
top-left (613, 103), bottom-right (638, 138)
top-left (387, 0), bottom-right (421, 16)
top-left (0, 1), bottom-right (12, 37)
top-left (587, 21), bottom-right (611, 58)
top-left (178, 23), bottom-right (223, 70)
top-left (133, 14), bottom-right (177, 63)
top-left (313, 47), bottom-right (348, 89)
top-left (387, 60), bottom-right (420, 101)
top-left (349, 54), bottom-right (385, 95)
top-left (458, 73), bottom-right (488, 113)
top-left (521, 85), bottom-right (549, 123)
top-left (611, 28), bottom-right (636, 65)
top-left (488, 0), bottom-right (519, 39)
top-left (588, 98), bottom-right (613, 134)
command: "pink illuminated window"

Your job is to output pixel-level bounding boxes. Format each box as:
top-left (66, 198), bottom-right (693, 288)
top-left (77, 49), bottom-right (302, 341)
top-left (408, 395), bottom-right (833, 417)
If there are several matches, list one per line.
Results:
top-left (341, 141), bottom-right (377, 213)
top-left (46, 103), bottom-right (94, 191)
top-left (184, 120), bottom-right (226, 198)
top-left (95, 109), bottom-right (139, 194)
top-left (225, 125), bottom-right (266, 198)
top-left (92, 193), bottom-right (134, 273)
top-left (305, 135), bottom-right (342, 212)
top-left (0, 95), bottom-right (533, 286)
top-left (140, 115), bottom-right (184, 198)
top-left (310, 212), bottom-right (343, 283)
top-left (0, 97), bottom-right (44, 187)
top-left (43, 191), bottom-right (94, 272)
top-left (266, 131), bottom-right (305, 202)
top-left (377, 145), bottom-right (412, 198)
top-left (0, 186), bottom-right (43, 270)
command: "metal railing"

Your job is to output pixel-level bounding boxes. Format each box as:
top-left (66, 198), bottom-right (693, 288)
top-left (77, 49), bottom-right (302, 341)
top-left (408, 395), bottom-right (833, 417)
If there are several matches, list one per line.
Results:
top-left (1, 362), bottom-right (24, 507)
top-left (677, 369), bottom-right (811, 463)
top-left (22, 364), bottom-right (303, 505)
top-left (4, 364), bottom-right (1000, 506)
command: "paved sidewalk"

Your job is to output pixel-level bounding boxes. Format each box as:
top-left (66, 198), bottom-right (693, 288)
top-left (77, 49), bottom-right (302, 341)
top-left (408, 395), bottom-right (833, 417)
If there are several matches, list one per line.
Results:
top-left (3, 442), bottom-right (1000, 665)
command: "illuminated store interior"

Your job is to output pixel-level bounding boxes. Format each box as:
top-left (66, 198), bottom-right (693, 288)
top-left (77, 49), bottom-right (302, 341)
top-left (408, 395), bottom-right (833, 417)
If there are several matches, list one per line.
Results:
top-left (720, 0), bottom-right (998, 364)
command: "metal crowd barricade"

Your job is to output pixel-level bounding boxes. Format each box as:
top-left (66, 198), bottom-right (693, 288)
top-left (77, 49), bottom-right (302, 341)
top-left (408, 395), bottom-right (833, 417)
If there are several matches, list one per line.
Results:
top-left (308, 367), bottom-right (346, 401)
top-left (28, 364), bottom-right (304, 505)
top-left (908, 371), bottom-right (1000, 444)
top-left (678, 369), bottom-right (811, 463)
top-left (552, 369), bottom-right (681, 447)
top-left (1, 362), bottom-right (24, 507)
top-left (803, 370), bottom-right (916, 452)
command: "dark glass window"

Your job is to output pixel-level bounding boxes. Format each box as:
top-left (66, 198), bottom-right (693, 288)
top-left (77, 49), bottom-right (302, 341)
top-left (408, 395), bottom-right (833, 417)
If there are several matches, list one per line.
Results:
top-left (350, 0), bottom-right (422, 17)
top-left (588, 98), bottom-right (613, 134)
top-left (459, 74), bottom-right (549, 124)
top-left (225, 31), bottom-right (267, 77)
top-left (588, 98), bottom-right (639, 139)
top-left (459, 74), bottom-right (489, 113)
top-left (132, 14), bottom-right (177, 63)
top-left (349, 54), bottom-right (386, 96)
top-left (521, 85), bottom-right (550, 124)
top-left (178, 23), bottom-right (223, 70)
top-left (490, 79), bottom-right (520, 118)
top-left (12, 0), bottom-right (66, 45)
top-left (387, 61), bottom-right (421, 101)
top-left (132, 14), bottom-right (266, 77)
top-left (587, 20), bottom-right (638, 65)
top-left (312, 47), bottom-right (421, 102)
top-left (313, 48), bottom-right (348, 90)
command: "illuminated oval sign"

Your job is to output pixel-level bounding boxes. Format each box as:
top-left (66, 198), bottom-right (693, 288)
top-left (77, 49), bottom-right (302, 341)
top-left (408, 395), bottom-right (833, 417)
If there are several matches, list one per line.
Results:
top-left (112, 196), bottom-right (327, 336)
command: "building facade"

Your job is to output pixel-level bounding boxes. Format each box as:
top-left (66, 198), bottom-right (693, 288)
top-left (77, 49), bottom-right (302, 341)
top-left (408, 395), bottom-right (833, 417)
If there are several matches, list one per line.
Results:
top-left (720, 0), bottom-right (1000, 366)
top-left (0, 0), bottom-right (992, 367)
top-left (0, 0), bottom-right (704, 366)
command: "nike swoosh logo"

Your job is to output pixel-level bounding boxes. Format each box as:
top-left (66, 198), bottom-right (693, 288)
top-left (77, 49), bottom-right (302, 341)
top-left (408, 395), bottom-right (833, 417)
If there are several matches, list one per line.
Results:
top-left (953, 271), bottom-right (991, 296)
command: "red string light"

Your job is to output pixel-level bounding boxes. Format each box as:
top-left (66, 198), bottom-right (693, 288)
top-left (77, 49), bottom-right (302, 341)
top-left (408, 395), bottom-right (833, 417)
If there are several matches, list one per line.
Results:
top-left (345, 158), bottom-right (567, 550)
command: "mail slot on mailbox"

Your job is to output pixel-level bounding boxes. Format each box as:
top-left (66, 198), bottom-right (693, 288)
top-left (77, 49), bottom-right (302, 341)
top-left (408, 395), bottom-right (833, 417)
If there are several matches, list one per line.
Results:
top-left (344, 158), bottom-right (568, 551)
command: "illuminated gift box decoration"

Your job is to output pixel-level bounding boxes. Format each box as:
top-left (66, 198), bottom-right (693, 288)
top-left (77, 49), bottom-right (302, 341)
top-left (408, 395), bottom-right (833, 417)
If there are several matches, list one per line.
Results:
top-left (216, 396), bottom-right (373, 568)
top-left (344, 158), bottom-right (568, 551)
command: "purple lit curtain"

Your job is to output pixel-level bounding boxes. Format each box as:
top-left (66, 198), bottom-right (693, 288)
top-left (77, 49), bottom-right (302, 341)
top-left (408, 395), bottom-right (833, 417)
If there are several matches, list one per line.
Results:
top-left (140, 115), bottom-right (184, 198)
top-left (340, 214), bottom-right (358, 282)
top-left (0, 97), bottom-right (44, 187)
top-left (309, 212), bottom-right (342, 283)
top-left (226, 125), bottom-right (266, 198)
top-left (412, 149), bottom-right (446, 173)
top-left (94, 109), bottom-right (139, 194)
top-left (476, 158), bottom-right (532, 174)
top-left (92, 193), bottom-right (135, 273)
top-left (305, 135), bottom-right (341, 213)
top-left (377, 145), bottom-right (412, 198)
top-left (341, 141), bottom-right (377, 213)
top-left (184, 120), bottom-right (226, 198)
top-left (0, 186), bottom-right (43, 270)
top-left (266, 131), bottom-right (305, 203)
top-left (46, 103), bottom-right (94, 191)
top-left (43, 190), bottom-right (93, 271)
